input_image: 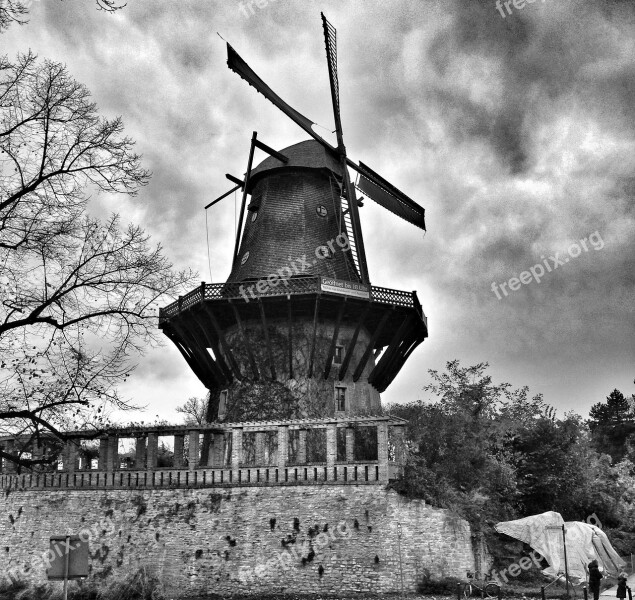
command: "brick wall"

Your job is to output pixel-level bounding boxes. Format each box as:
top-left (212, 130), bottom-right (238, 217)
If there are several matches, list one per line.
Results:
top-left (0, 485), bottom-right (475, 597)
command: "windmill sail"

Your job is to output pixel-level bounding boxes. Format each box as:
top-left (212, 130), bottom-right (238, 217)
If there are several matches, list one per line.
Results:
top-left (321, 12), bottom-right (370, 283)
top-left (226, 37), bottom-right (426, 234)
top-left (227, 43), bottom-right (335, 152)
top-left (356, 162), bottom-right (426, 230)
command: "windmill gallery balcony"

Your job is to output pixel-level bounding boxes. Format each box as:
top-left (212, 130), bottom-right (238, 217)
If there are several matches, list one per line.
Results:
top-left (0, 416), bottom-right (407, 492)
top-left (158, 276), bottom-right (428, 395)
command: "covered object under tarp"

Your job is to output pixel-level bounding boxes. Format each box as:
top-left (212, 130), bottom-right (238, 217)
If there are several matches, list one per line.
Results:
top-left (495, 512), bottom-right (626, 583)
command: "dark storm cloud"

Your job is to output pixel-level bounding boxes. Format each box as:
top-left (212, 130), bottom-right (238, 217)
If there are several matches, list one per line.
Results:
top-left (4, 0), bottom-right (633, 417)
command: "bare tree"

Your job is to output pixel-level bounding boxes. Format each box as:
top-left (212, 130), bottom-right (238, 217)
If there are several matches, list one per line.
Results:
top-left (0, 0), bottom-right (28, 33)
top-left (0, 0), bottom-right (126, 34)
top-left (0, 53), bottom-right (196, 469)
top-left (175, 396), bottom-right (209, 426)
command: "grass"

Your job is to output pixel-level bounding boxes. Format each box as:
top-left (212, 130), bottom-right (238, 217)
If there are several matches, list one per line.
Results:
top-left (0, 567), bottom-right (164, 600)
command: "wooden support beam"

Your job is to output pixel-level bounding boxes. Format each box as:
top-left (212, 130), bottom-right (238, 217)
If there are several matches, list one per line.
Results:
top-left (182, 317), bottom-right (231, 386)
top-left (229, 300), bottom-right (259, 380)
top-left (307, 295), bottom-right (321, 378)
top-left (323, 298), bottom-right (346, 380)
top-left (369, 315), bottom-right (414, 388)
top-left (232, 131), bottom-right (257, 268)
top-left (203, 305), bottom-right (243, 380)
top-left (287, 301), bottom-right (294, 380)
top-left (191, 306), bottom-right (233, 382)
top-left (352, 309), bottom-right (392, 382)
top-left (164, 325), bottom-right (216, 388)
top-left (258, 300), bottom-right (276, 380)
top-left (338, 304), bottom-right (370, 380)
top-left (171, 321), bottom-right (225, 387)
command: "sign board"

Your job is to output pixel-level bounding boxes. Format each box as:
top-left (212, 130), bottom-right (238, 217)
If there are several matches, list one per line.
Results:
top-left (320, 277), bottom-right (370, 299)
top-left (47, 536), bottom-right (89, 580)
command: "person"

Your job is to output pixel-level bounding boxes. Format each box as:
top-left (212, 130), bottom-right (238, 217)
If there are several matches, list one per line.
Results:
top-left (616, 572), bottom-right (628, 600)
top-left (588, 560), bottom-right (603, 600)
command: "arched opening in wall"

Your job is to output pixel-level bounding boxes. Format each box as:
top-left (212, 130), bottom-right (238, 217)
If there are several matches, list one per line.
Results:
top-left (264, 431), bottom-right (278, 465)
top-left (208, 432), bottom-right (231, 467)
top-left (242, 431), bottom-right (278, 466)
top-left (353, 426), bottom-right (378, 461)
top-left (42, 439), bottom-right (63, 472)
top-left (306, 429), bottom-right (326, 463)
top-left (78, 440), bottom-right (100, 470)
top-left (242, 432), bottom-right (256, 465)
top-left (117, 437), bottom-right (136, 469)
top-left (287, 429), bottom-right (300, 464)
top-left (157, 436), bottom-right (175, 468)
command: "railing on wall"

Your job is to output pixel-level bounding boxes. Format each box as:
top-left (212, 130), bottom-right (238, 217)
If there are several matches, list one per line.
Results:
top-left (0, 416), bottom-right (406, 491)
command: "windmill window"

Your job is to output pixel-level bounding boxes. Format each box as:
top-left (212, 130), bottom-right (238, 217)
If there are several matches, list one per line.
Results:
top-left (241, 251), bottom-right (250, 265)
top-left (316, 205), bottom-right (328, 218)
top-left (218, 390), bottom-right (228, 421)
top-left (251, 210), bottom-right (258, 223)
top-left (333, 345), bottom-right (344, 365)
top-left (335, 387), bottom-right (346, 412)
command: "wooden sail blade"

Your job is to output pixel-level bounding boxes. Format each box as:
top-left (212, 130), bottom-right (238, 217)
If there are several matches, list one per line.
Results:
top-left (226, 43), bottom-right (336, 153)
top-left (321, 12), bottom-right (343, 148)
top-left (354, 161), bottom-right (426, 231)
top-left (321, 13), bottom-right (370, 283)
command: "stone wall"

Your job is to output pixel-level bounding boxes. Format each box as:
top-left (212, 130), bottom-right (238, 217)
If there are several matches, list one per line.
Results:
top-left (0, 485), bottom-right (475, 597)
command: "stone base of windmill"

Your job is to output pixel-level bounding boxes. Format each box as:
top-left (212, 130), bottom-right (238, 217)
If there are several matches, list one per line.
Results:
top-left (0, 485), bottom-right (478, 596)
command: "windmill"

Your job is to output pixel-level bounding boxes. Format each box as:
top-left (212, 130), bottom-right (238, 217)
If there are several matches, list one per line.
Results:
top-left (224, 12), bottom-right (427, 284)
top-left (159, 14), bottom-right (428, 423)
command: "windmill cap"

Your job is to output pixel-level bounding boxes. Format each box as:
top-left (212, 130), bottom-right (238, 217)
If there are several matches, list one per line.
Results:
top-left (247, 139), bottom-right (343, 191)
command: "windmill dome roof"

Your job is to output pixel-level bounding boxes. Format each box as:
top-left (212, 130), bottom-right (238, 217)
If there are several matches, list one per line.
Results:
top-left (248, 139), bottom-right (342, 190)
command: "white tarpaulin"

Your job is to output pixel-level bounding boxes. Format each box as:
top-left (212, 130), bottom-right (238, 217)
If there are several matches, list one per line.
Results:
top-left (495, 512), bottom-right (626, 583)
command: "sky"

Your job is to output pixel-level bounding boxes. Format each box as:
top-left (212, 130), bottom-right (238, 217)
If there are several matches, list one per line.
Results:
top-left (4, 0), bottom-right (634, 423)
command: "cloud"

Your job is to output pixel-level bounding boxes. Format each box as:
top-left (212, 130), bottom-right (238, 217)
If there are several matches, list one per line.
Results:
top-left (3, 0), bottom-right (633, 418)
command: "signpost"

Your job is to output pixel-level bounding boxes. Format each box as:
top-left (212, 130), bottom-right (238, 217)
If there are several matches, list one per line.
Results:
top-left (47, 535), bottom-right (89, 600)
top-left (546, 525), bottom-right (570, 598)
top-left (320, 277), bottom-right (370, 299)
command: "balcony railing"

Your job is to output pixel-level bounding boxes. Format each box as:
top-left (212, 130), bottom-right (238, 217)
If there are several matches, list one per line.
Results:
top-left (0, 416), bottom-right (406, 491)
top-left (159, 276), bottom-right (426, 324)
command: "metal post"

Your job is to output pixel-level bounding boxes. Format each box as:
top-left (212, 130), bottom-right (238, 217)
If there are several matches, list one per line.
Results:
top-left (562, 524), bottom-right (570, 598)
top-left (458, 582), bottom-right (462, 600)
top-left (583, 587), bottom-right (588, 600)
top-left (397, 521), bottom-right (404, 599)
top-left (541, 586), bottom-right (546, 600)
top-left (498, 585), bottom-right (502, 600)
top-left (63, 534), bottom-right (70, 600)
